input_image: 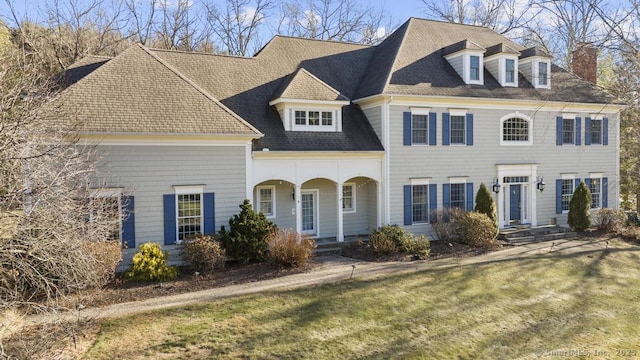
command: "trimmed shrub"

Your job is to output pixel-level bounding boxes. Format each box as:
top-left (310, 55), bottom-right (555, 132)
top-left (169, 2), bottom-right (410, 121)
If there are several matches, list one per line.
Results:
top-left (371, 224), bottom-right (413, 252)
top-left (431, 208), bottom-right (466, 241)
top-left (409, 236), bottom-right (431, 259)
top-left (454, 211), bottom-right (499, 248)
top-left (127, 242), bottom-right (178, 282)
top-left (568, 181), bottom-right (592, 231)
top-left (594, 208), bottom-right (626, 233)
top-left (219, 199), bottom-right (276, 263)
top-left (370, 231), bottom-right (397, 255)
top-left (474, 183), bottom-right (498, 229)
top-left (266, 229), bottom-right (316, 268)
top-left (180, 234), bottom-right (226, 273)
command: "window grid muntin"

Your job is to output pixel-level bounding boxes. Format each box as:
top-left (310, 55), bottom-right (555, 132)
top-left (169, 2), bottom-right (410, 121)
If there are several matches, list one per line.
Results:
top-left (591, 119), bottom-right (602, 144)
top-left (505, 59), bottom-right (515, 83)
top-left (259, 188), bottom-right (274, 216)
top-left (450, 115), bottom-right (466, 144)
top-left (295, 110), bottom-right (306, 125)
top-left (343, 184), bottom-right (354, 211)
top-left (562, 118), bottom-right (575, 144)
top-left (503, 176), bottom-right (529, 183)
top-left (177, 193), bottom-right (202, 241)
top-left (321, 111), bottom-right (333, 126)
top-left (450, 183), bottom-right (465, 209)
top-left (561, 179), bottom-right (574, 212)
top-left (503, 118), bottom-right (529, 141)
top-left (590, 178), bottom-right (601, 209)
top-left (308, 111), bottom-right (320, 125)
top-left (412, 114), bottom-right (428, 144)
top-left (538, 62), bottom-right (548, 85)
top-left (470, 55), bottom-right (480, 80)
top-left (412, 185), bottom-right (429, 223)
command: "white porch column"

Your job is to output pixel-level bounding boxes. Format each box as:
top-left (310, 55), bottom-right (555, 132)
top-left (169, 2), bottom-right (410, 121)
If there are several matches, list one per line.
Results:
top-left (295, 184), bottom-right (302, 235)
top-left (337, 182), bottom-right (344, 242)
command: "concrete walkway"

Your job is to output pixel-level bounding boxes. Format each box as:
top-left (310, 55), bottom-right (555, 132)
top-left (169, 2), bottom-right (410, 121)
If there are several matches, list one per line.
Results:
top-left (68, 237), bottom-right (622, 322)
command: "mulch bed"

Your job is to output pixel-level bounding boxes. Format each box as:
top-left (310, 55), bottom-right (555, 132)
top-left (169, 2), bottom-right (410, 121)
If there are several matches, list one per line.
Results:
top-left (64, 240), bottom-right (497, 310)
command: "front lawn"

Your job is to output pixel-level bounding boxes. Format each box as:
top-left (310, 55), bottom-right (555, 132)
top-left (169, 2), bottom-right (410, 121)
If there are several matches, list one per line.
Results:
top-left (86, 240), bottom-right (640, 359)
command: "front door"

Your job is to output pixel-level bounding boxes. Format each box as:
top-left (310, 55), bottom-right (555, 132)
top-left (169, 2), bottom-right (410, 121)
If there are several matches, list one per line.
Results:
top-left (510, 184), bottom-right (521, 224)
top-left (301, 191), bottom-right (317, 235)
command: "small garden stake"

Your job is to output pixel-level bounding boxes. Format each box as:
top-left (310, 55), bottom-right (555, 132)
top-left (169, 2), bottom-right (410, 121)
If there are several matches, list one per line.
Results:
top-left (350, 265), bottom-right (356, 279)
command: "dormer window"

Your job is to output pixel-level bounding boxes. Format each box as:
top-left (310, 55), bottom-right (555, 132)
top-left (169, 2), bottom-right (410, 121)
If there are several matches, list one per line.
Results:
top-left (538, 61), bottom-right (549, 86)
top-left (294, 109), bottom-right (335, 129)
top-left (519, 46), bottom-right (552, 89)
top-left (505, 59), bottom-right (515, 83)
top-left (470, 55), bottom-right (480, 81)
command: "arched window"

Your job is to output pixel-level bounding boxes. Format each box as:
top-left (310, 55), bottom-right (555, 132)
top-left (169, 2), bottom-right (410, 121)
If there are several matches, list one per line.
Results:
top-left (500, 114), bottom-right (533, 145)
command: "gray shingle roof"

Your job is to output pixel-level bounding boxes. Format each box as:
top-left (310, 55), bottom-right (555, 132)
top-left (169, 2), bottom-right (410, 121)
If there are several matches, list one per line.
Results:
top-left (45, 44), bottom-right (261, 136)
top-left (272, 68), bottom-right (349, 102)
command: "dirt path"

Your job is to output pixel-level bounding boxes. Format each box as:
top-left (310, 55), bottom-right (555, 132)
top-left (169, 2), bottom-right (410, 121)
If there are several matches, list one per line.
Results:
top-left (64, 237), bottom-right (621, 322)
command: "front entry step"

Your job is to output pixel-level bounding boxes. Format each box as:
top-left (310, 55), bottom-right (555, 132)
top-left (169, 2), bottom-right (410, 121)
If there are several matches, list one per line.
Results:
top-left (498, 225), bottom-right (577, 245)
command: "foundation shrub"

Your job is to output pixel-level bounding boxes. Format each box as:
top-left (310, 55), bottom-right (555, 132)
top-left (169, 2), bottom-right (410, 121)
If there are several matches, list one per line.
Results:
top-left (219, 199), bottom-right (276, 263)
top-left (180, 234), bottom-right (226, 273)
top-left (371, 224), bottom-right (413, 252)
top-left (266, 229), bottom-right (315, 268)
top-left (409, 236), bottom-right (431, 259)
top-left (454, 211), bottom-right (499, 248)
top-left (594, 208), bottom-right (626, 233)
top-left (127, 242), bottom-right (177, 282)
top-left (370, 231), bottom-right (397, 255)
top-left (80, 239), bottom-right (122, 286)
top-left (568, 181), bottom-right (592, 231)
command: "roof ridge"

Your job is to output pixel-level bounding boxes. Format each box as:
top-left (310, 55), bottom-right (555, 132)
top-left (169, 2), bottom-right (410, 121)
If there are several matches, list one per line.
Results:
top-left (297, 68), bottom-right (350, 101)
top-left (149, 47), bottom-right (256, 60)
top-left (269, 34), bottom-right (373, 47)
top-left (381, 19), bottom-right (412, 94)
top-left (139, 44), bottom-right (264, 137)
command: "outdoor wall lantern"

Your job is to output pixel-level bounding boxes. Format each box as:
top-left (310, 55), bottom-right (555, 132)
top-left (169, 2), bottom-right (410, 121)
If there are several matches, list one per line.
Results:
top-left (492, 179), bottom-right (501, 194)
top-left (537, 178), bottom-right (546, 192)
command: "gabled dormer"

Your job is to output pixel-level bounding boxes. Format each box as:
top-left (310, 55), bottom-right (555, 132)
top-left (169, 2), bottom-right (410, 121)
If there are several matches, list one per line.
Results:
top-left (269, 68), bottom-right (350, 132)
top-left (443, 40), bottom-right (486, 85)
top-left (519, 47), bottom-right (552, 89)
top-left (484, 43), bottom-right (520, 87)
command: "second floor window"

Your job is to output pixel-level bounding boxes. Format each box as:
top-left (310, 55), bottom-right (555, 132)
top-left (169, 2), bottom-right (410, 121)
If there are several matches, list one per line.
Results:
top-left (470, 55), bottom-right (480, 81)
top-left (295, 110), bottom-right (333, 127)
top-left (503, 117), bottom-right (529, 142)
top-left (412, 114), bottom-right (428, 144)
top-left (591, 119), bottom-right (602, 144)
top-left (505, 59), bottom-right (515, 83)
top-left (450, 115), bottom-right (465, 144)
top-left (562, 118), bottom-right (575, 144)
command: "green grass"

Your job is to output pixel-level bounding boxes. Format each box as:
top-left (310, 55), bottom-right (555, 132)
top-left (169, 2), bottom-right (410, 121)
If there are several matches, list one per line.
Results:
top-left (86, 241), bottom-right (640, 359)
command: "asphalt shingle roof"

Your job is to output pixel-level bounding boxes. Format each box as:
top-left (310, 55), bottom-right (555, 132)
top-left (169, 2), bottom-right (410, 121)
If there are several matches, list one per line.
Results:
top-left (273, 68), bottom-right (349, 102)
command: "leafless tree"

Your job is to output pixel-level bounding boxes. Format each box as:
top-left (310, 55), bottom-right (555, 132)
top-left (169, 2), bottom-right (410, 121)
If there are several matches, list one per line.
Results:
top-left (124, 0), bottom-right (157, 46)
top-left (205, 0), bottom-right (272, 56)
top-left (420, 0), bottom-right (534, 35)
top-left (276, 0), bottom-right (391, 44)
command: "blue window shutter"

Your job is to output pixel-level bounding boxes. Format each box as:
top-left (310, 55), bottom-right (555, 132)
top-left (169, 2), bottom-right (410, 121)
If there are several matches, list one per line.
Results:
top-left (556, 116), bottom-right (563, 146)
top-left (466, 114), bottom-right (474, 146)
top-left (429, 112), bottom-right (437, 145)
top-left (575, 178), bottom-right (581, 191)
top-left (163, 194), bottom-right (176, 245)
top-left (466, 182), bottom-right (474, 211)
top-left (403, 112), bottom-right (411, 146)
top-left (203, 192), bottom-right (215, 234)
top-left (603, 118), bottom-right (609, 145)
top-left (442, 113), bottom-right (450, 146)
top-left (575, 117), bottom-right (582, 145)
top-left (121, 195), bottom-right (135, 249)
top-left (443, 184), bottom-right (451, 208)
top-left (585, 178), bottom-right (592, 190)
top-left (585, 117), bottom-right (591, 145)
top-left (602, 177), bottom-right (608, 207)
top-left (429, 184), bottom-right (437, 223)
top-left (403, 185), bottom-right (412, 225)
top-left (556, 179), bottom-right (562, 214)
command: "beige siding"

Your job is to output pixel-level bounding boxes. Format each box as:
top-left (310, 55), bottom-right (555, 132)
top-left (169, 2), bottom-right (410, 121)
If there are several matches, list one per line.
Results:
top-left (343, 177), bottom-right (378, 236)
top-left (387, 105), bottom-right (619, 234)
top-left (362, 106), bottom-right (383, 143)
top-left (447, 55), bottom-right (464, 79)
top-left (485, 58), bottom-right (500, 82)
top-left (96, 145), bottom-right (247, 250)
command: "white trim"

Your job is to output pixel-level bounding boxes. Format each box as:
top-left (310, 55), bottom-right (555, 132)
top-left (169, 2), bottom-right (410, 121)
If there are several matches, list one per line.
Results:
top-left (502, 57), bottom-right (518, 87)
top-left (256, 185), bottom-right (276, 218)
top-left (496, 164), bottom-right (538, 228)
top-left (448, 177), bottom-right (468, 184)
top-left (174, 186), bottom-right (204, 244)
top-left (410, 178), bottom-right (431, 186)
top-left (562, 112), bottom-right (577, 120)
top-left (410, 107), bottom-right (431, 115)
top-left (590, 113), bottom-right (605, 120)
top-left (534, 60), bottom-right (551, 88)
top-left (561, 173), bottom-right (577, 180)
top-left (342, 182), bottom-right (356, 213)
top-left (466, 53), bottom-right (484, 85)
top-left (589, 172), bottom-right (604, 178)
top-left (588, 176), bottom-right (603, 209)
top-left (245, 144), bottom-right (253, 203)
top-left (559, 174), bottom-right (576, 214)
top-left (449, 108), bottom-right (468, 116)
top-left (290, 108), bottom-right (339, 132)
top-left (499, 112), bottom-right (533, 146)
top-left (90, 187), bottom-right (123, 198)
top-left (269, 98), bottom-right (350, 106)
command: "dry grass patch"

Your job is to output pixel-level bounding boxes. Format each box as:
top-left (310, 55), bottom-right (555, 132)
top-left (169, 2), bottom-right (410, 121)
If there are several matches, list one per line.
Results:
top-left (82, 239), bottom-right (640, 359)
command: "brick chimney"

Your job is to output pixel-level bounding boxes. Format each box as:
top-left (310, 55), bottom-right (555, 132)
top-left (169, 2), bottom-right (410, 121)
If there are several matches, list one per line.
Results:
top-left (572, 43), bottom-right (598, 84)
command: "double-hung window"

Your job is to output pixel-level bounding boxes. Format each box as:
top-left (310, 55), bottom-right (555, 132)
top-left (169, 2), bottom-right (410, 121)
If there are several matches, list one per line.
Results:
top-left (590, 119), bottom-right (602, 144)
top-left (412, 114), bottom-right (428, 144)
top-left (538, 61), bottom-right (548, 86)
top-left (505, 59), bottom-right (515, 83)
top-left (562, 118), bottom-right (575, 144)
top-left (561, 179), bottom-right (574, 213)
top-left (294, 110), bottom-right (333, 127)
top-left (589, 178), bottom-right (602, 209)
top-left (450, 115), bottom-right (466, 144)
top-left (470, 55), bottom-right (480, 81)
top-left (450, 183), bottom-right (466, 209)
top-left (257, 185), bottom-right (275, 218)
top-left (412, 184), bottom-right (429, 223)
top-left (342, 183), bottom-right (355, 213)
top-left (175, 187), bottom-right (203, 242)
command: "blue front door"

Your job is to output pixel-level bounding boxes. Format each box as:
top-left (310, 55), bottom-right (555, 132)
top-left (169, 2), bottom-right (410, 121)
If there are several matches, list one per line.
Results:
top-left (510, 184), bottom-right (521, 224)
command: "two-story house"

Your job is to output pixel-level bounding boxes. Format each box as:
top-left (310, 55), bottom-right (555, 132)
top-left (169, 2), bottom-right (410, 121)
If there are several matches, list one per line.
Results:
top-left (50, 18), bottom-right (623, 254)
